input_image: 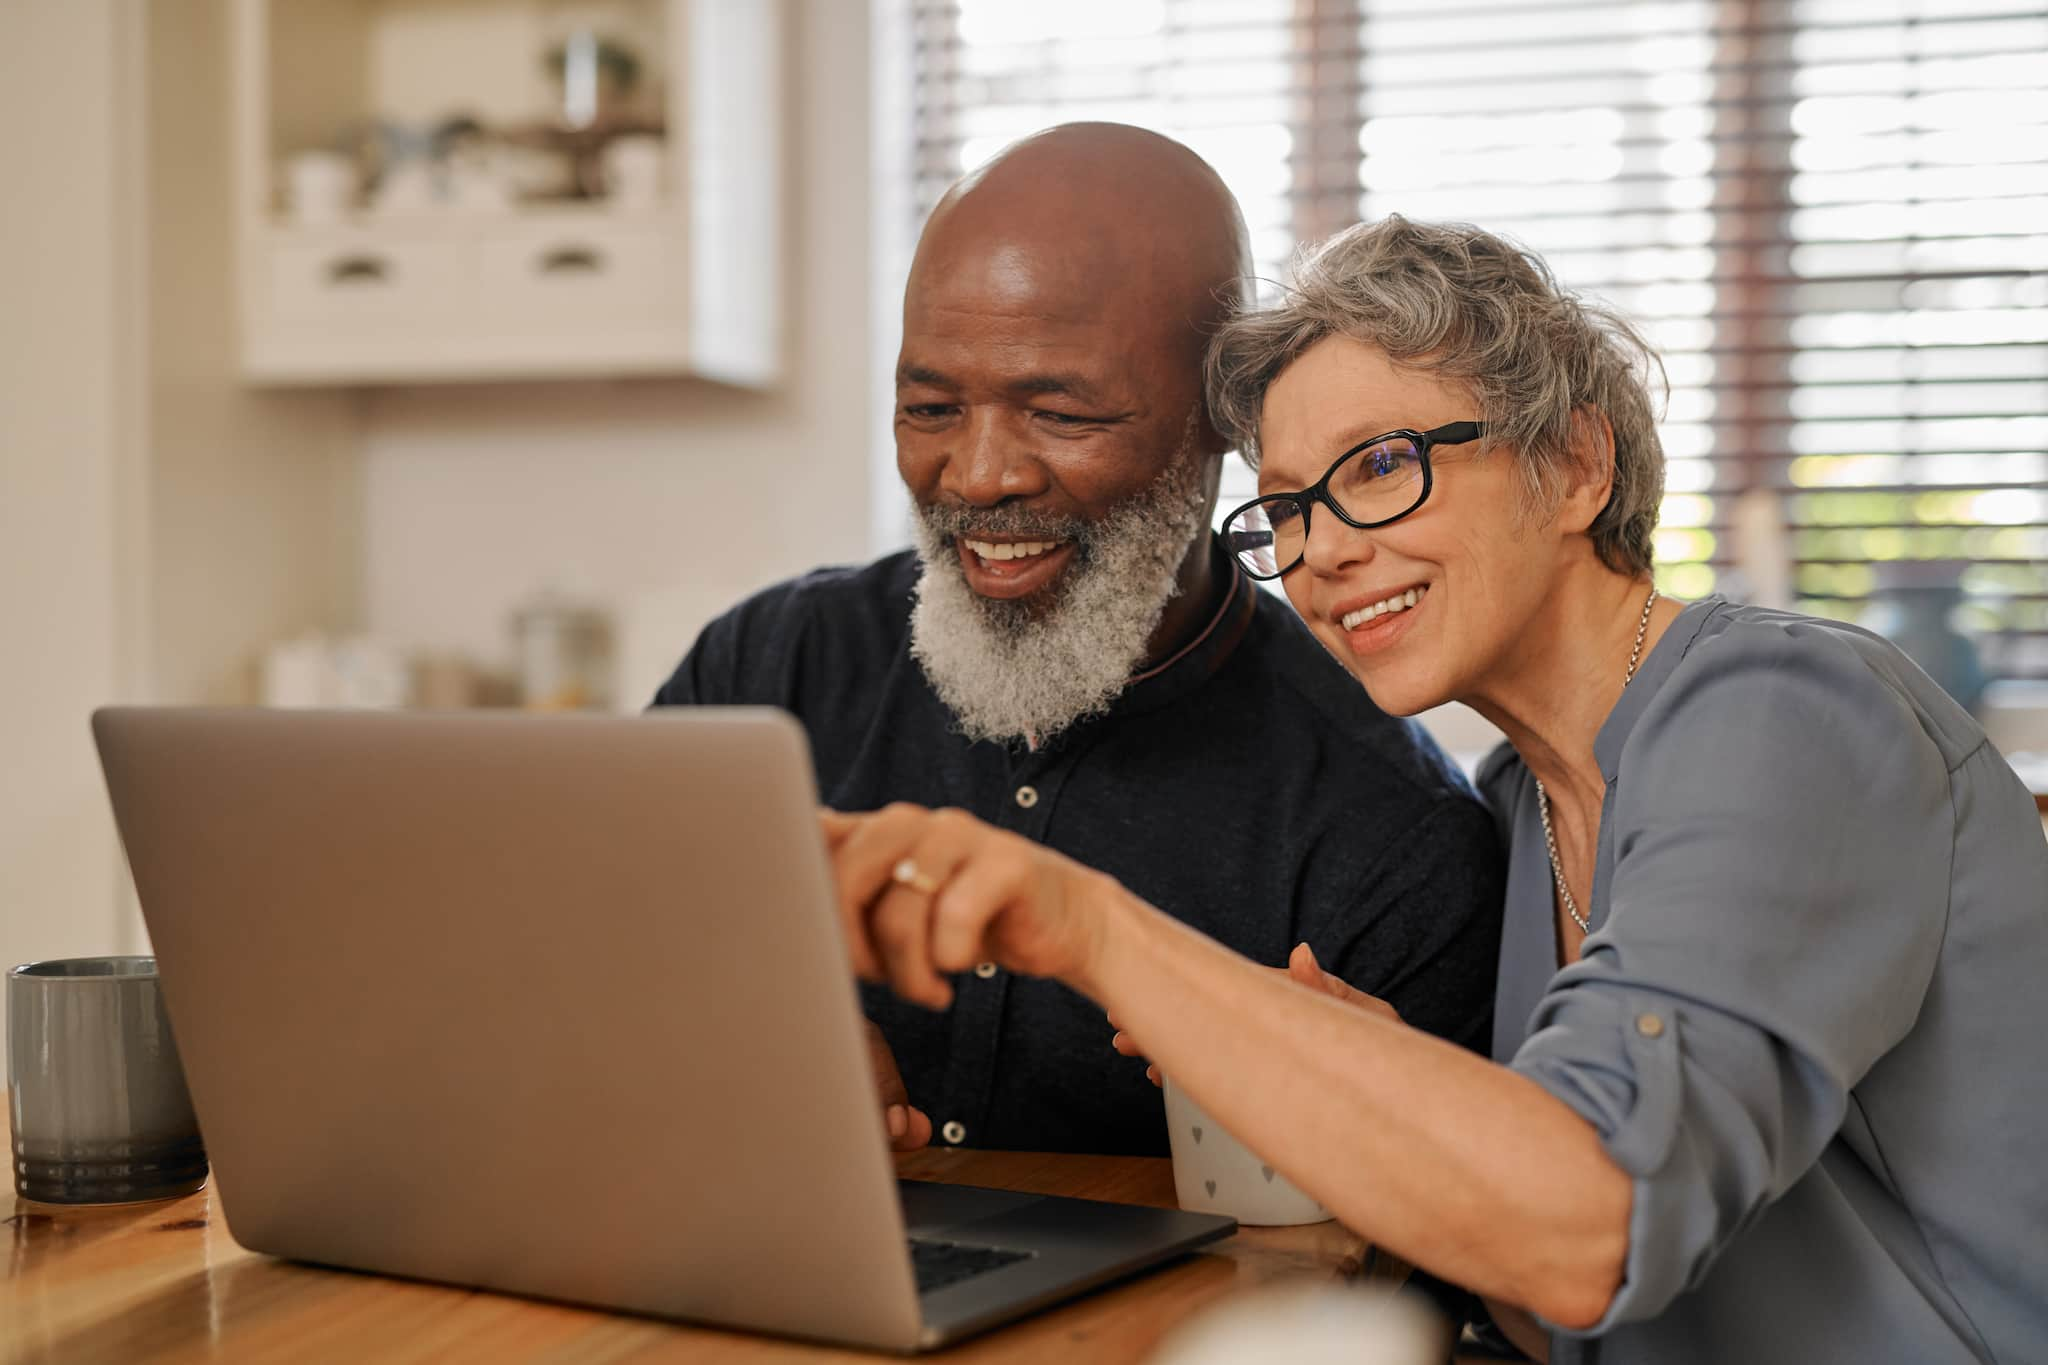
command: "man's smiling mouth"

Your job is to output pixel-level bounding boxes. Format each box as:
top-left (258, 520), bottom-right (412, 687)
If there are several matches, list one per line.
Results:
top-left (954, 538), bottom-right (1079, 600)
top-left (963, 539), bottom-right (1063, 562)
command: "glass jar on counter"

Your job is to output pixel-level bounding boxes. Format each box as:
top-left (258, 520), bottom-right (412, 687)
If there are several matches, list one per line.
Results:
top-left (512, 592), bottom-right (614, 711)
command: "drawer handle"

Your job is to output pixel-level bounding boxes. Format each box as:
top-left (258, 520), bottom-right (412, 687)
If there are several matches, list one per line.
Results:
top-left (538, 246), bottom-right (605, 275)
top-left (326, 255), bottom-right (390, 285)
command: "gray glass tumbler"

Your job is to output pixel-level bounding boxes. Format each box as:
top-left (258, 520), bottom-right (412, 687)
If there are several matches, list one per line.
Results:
top-left (8, 957), bottom-right (207, 1204)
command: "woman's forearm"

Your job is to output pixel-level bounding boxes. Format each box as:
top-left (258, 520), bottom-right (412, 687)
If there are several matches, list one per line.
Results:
top-left (1074, 879), bottom-right (1630, 1330)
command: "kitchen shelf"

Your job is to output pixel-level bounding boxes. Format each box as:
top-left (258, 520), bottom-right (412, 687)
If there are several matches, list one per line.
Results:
top-left (232, 0), bottom-right (781, 387)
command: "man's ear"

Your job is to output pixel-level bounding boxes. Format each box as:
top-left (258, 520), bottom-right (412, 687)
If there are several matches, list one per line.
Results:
top-left (1557, 405), bottom-right (1618, 537)
top-left (1195, 405), bottom-right (1235, 462)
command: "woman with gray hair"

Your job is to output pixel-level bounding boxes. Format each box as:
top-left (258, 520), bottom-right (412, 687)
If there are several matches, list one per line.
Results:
top-left (822, 216), bottom-right (2048, 1363)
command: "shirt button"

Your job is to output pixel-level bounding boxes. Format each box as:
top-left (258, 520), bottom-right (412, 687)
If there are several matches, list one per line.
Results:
top-left (974, 961), bottom-right (999, 979)
top-left (1635, 1013), bottom-right (1666, 1039)
top-left (940, 1120), bottom-right (966, 1145)
top-left (1014, 785), bottom-right (1039, 809)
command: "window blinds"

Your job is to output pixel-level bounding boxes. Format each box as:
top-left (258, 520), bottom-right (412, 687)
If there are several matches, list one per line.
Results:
top-left (906, 0), bottom-right (2048, 675)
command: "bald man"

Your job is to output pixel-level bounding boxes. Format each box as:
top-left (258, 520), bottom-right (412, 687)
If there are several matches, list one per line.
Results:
top-left (654, 125), bottom-right (1502, 1156)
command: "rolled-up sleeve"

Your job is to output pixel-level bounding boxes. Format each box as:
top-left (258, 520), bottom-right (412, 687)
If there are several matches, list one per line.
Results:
top-left (1509, 623), bottom-right (1953, 1332)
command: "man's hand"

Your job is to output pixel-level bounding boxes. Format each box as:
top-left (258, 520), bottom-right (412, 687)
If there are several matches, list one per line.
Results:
top-left (1280, 942), bottom-right (1401, 1023)
top-left (866, 1019), bottom-right (932, 1152)
top-left (1110, 942), bottom-right (1400, 1084)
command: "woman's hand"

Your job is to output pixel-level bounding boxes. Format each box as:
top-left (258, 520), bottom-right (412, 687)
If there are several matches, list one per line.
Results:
top-left (1110, 943), bottom-right (1401, 1084)
top-left (821, 804), bottom-right (1124, 1009)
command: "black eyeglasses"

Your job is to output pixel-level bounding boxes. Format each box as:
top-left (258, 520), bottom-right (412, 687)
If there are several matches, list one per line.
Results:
top-left (1220, 421), bottom-right (1486, 580)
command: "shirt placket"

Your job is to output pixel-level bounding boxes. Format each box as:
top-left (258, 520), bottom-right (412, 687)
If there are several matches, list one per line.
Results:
top-left (927, 743), bottom-right (1074, 1147)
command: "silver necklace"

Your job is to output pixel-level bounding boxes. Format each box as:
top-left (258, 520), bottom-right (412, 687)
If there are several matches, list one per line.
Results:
top-left (1536, 585), bottom-right (1659, 935)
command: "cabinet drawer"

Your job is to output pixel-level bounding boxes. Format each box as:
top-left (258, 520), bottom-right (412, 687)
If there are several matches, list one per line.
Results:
top-left (476, 226), bottom-right (675, 325)
top-left (264, 238), bottom-right (471, 325)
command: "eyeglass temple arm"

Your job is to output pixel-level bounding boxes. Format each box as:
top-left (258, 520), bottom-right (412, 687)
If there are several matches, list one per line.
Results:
top-left (1428, 420), bottom-right (1485, 444)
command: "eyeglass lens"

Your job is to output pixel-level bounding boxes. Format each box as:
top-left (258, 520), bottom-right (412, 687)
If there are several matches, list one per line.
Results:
top-left (1224, 434), bottom-right (1428, 577)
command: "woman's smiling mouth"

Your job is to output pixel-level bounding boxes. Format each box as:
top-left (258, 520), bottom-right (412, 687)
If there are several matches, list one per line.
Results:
top-left (1340, 585), bottom-right (1426, 630)
top-left (1335, 584), bottom-right (1430, 656)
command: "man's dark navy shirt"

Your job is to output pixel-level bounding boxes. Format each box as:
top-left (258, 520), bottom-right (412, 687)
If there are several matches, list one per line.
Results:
top-left (653, 541), bottom-right (1504, 1156)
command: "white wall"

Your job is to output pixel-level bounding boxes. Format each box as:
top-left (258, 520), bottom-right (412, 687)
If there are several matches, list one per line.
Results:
top-left (360, 0), bottom-right (877, 704)
top-left (0, 0), bottom-right (366, 1065)
top-left (2, 0), bottom-right (874, 1062)
top-left (146, 0), bottom-right (365, 708)
top-left (0, 2), bottom-right (140, 996)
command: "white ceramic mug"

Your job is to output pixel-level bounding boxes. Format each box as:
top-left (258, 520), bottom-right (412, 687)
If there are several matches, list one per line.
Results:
top-left (1146, 1285), bottom-right (1441, 1365)
top-left (1162, 1076), bottom-right (1330, 1226)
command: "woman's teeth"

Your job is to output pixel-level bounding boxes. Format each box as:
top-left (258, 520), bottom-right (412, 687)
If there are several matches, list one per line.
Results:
top-left (1342, 586), bottom-right (1425, 631)
top-left (966, 539), bottom-right (1061, 562)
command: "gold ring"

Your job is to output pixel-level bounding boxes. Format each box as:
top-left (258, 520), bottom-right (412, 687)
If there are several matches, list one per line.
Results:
top-left (890, 858), bottom-right (942, 896)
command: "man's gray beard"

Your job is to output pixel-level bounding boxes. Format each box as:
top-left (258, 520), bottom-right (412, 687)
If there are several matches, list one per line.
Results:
top-left (908, 450), bottom-right (1213, 747)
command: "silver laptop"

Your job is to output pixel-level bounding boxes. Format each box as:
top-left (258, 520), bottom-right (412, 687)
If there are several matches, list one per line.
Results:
top-left (91, 706), bottom-right (1233, 1352)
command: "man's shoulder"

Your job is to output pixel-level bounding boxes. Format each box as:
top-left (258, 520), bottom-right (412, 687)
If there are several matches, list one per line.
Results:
top-left (708, 548), bottom-right (925, 658)
top-left (1231, 590), bottom-right (1477, 804)
top-left (653, 551), bottom-right (920, 708)
top-left (725, 550), bottom-right (921, 639)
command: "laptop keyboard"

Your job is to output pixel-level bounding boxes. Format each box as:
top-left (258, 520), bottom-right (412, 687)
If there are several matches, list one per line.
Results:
top-left (908, 1238), bottom-right (1034, 1294)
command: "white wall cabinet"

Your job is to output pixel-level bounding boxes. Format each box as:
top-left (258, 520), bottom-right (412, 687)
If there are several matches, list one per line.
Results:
top-left (233, 0), bottom-right (782, 387)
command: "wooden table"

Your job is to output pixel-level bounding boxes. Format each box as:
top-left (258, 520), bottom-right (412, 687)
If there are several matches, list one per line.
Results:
top-left (3, 1145), bottom-right (1423, 1363)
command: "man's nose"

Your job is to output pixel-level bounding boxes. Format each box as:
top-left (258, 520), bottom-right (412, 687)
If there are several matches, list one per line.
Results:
top-left (944, 410), bottom-right (1050, 506)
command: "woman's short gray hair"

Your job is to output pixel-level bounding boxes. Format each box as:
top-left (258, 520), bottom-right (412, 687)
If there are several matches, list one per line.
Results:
top-left (1206, 215), bottom-right (1667, 576)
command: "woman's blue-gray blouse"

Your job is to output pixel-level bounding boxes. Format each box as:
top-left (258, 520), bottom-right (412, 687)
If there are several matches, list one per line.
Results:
top-left (1478, 598), bottom-right (2048, 1364)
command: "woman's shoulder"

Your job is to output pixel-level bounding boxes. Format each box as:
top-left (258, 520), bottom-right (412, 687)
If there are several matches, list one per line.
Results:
top-left (1648, 600), bottom-right (1986, 771)
top-left (1474, 740), bottom-right (1529, 842)
top-left (1475, 739), bottom-right (1526, 795)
